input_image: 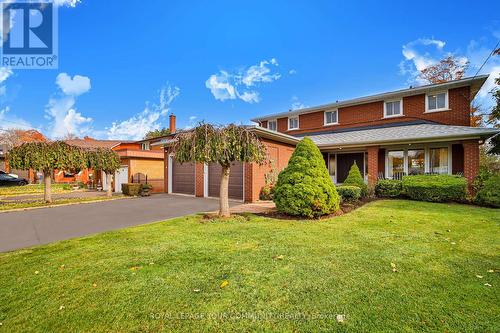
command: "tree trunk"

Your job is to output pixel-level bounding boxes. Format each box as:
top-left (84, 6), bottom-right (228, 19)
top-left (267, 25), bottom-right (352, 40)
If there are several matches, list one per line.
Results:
top-left (219, 165), bottom-right (231, 217)
top-left (106, 172), bottom-right (113, 197)
top-left (43, 171), bottom-right (52, 203)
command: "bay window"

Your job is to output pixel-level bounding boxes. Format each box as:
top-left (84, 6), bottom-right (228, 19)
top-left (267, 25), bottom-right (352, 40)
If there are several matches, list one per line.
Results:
top-left (407, 149), bottom-right (425, 175)
top-left (430, 147), bottom-right (449, 174)
top-left (387, 151), bottom-right (404, 179)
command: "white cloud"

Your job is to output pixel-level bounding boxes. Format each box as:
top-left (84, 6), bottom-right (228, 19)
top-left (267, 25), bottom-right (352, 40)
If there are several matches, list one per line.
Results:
top-left (400, 35), bottom-right (500, 110)
top-left (205, 58), bottom-right (280, 103)
top-left (290, 95), bottom-right (307, 110)
top-left (53, 0), bottom-right (81, 7)
top-left (107, 85), bottom-right (180, 140)
top-left (45, 73), bottom-right (93, 138)
top-left (289, 69), bottom-right (297, 75)
top-left (205, 71), bottom-right (236, 101)
top-left (184, 116), bottom-right (198, 130)
top-left (0, 106), bottom-right (32, 130)
top-left (237, 91), bottom-right (260, 103)
top-left (56, 73), bottom-right (91, 96)
top-left (0, 67), bottom-right (13, 96)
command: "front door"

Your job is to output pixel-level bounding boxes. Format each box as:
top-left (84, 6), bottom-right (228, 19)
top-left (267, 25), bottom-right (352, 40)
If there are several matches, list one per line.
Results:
top-left (114, 167), bottom-right (129, 193)
top-left (336, 153), bottom-right (364, 183)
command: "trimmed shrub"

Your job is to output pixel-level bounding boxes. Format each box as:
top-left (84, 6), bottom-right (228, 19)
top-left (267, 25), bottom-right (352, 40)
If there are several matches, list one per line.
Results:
top-left (336, 185), bottom-right (361, 203)
top-left (273, 137), bottom-right (340, 218)
top-left (121, 183), bottom-right (141, 196)
top-left (474, 175), bottom-right (500, 208)
top-left (375, 179), bottom-right (403, 198)
top-left (343, 162), bottom-right (368, 197)
top-left (259, 184), bottom-right (275, 201)
top-left (402, 175), bottom-right (467, 203)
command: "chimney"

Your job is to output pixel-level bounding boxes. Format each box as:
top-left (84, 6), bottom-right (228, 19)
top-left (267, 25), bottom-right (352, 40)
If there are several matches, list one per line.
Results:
top-left (169, 113), bottom-right (176, 134)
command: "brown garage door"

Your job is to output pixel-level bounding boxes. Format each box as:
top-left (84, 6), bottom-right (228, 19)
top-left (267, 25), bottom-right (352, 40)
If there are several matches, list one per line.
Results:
top-left (208, 162), bottom-right (243, 200)
top-left (172, 159), bottom-right (195, 195)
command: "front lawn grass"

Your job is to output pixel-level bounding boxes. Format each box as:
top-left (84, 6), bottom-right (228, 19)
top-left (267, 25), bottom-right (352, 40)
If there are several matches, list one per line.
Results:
top-left (0, 200), bottom-right (498, 332)
top-left (0, 183), bottom-right (72, 197)
top-left (0, 195), bottom-right (122, 211)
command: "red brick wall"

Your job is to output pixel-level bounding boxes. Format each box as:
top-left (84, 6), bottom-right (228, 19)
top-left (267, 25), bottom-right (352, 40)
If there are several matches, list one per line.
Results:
top-left (367, 146), bottom-right (379, 186)
top-left (463, 139), bottom-right (479, 193)
top-left (245, 138), bottom-right (295, 203)
top-left (274, 87), bottom-right (471, 135)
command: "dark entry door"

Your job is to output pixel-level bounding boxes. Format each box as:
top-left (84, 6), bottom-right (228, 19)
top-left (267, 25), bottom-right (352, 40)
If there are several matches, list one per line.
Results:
top-left (208, 162), bottom-right (244, 200)
top-left (336, 153), bottom-right (364, 183)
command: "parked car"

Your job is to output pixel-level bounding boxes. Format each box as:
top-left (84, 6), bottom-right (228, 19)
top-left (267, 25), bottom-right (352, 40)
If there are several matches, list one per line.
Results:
top-left (0, 173), bottom-right (28, 186)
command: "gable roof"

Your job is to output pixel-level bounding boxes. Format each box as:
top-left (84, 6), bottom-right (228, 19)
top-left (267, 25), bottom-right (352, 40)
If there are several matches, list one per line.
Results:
top-left (251, 75), bottom-right (489, 122)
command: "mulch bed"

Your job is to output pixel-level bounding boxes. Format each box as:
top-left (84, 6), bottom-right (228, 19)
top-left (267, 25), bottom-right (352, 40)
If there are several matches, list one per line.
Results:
top-left (253, 197), bottom-right (378, 221)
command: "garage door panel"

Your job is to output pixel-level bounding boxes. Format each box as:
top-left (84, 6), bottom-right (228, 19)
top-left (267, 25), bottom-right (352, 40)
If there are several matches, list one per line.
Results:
top-left (208, 162), bottom-right (243, 200)
top-left (172, 160), bottom-right (195, 195)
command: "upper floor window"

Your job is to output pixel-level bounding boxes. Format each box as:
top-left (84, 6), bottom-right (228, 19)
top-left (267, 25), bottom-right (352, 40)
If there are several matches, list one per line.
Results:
top-left (141, 142), bottom-right (150, 150)
top-left (288, 116), bottom-right (299, 130)
top-left (426, 91), bottom-right (448, 112)
top-left (267, 119), bottom-right (277, 131)
top-left (384, 100), bottom-right (402, 118)
top-left (324, 110), bottom-right (338, 125)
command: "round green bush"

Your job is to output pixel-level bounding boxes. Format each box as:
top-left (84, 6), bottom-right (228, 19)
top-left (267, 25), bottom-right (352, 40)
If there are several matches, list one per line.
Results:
top-left (475, 175), bottom-right (500, 208)
top-left (273, 137), bottom-right (340, 218)
top-left (375, 179), bottom-right (402, 198)
top-left (343, 162), bottom-right (368, 197)
top-left (336, 185), bottom-right (361, 202)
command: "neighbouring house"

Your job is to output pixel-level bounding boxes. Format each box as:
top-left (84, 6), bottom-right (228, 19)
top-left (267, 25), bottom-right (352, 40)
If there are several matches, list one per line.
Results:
top-left (0, 143), bottom-right (7, 172)
top-left (154, 75), bottom-right (499, 202)
top-left (62, 137), bottom-right (165, 193)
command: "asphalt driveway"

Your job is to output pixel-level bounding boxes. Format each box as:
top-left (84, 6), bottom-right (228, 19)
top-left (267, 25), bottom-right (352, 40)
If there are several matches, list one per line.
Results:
top-left (0, 194), bottom-right (224, 253)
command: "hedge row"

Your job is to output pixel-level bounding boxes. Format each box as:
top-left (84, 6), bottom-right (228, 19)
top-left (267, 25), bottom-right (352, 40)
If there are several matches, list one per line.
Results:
top-left (375, 175), bottom-right (467, 203)
top-left (336, 185), bottom-right (361, 202)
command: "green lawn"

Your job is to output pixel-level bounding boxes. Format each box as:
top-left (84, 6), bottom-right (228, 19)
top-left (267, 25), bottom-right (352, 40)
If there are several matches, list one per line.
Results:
top-left (0, 200), bottom-right (498, 332)
top-left (0, 184), bottom-right (72, 197)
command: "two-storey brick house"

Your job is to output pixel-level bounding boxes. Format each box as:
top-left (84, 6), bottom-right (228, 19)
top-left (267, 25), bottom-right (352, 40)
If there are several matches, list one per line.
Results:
top-left (156, 75), bottom-right (498, 202)
top-left (252, 75), bottom-right (498, 191)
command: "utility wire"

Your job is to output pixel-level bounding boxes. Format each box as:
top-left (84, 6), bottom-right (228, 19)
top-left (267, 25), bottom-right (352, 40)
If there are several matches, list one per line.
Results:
top-left (473, 39), bottom-right (500, 78)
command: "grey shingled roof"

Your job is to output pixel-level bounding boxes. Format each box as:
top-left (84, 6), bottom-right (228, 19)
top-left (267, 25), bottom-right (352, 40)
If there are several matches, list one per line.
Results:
top-left (308, 124), bottom-right (499, 148)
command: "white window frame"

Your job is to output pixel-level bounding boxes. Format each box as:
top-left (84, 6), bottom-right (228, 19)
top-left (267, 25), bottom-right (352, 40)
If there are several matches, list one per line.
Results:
top-left (267, 119), bottom-right (277, 131)
top-left (288, 116), bottom-right (299, 130)
top-left (141, 142), bottom-right (150, 150)
top-left (324, 110), bottom-right (339, 126)
top-left (383, 99), bottom-right (403, 118)
top-left (425, 90), bottom-right (449, 113)
top-left (384, 143), bottom-right (453, 178)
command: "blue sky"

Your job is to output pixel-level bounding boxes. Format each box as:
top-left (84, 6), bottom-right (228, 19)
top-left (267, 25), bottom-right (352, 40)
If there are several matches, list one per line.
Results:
top-left (0, 0), bottom-right (499, 139)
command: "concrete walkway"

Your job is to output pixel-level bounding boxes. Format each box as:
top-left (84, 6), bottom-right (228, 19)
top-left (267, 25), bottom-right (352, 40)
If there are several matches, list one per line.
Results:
top-left (0, 194), bottom-right (223, 253)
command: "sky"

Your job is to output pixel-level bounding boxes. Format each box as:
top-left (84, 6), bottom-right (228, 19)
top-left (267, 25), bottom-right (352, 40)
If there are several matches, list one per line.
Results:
top-left (0, 0), bottom-right (499, 140)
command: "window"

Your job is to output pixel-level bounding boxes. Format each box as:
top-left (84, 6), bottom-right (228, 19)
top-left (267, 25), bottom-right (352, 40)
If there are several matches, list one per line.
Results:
top-left (384, 100), bottom-right (402, 117)
top-left (288, 116), bottom-right (299, 130)
top-left (407, 149), bottom-right (425, 175)
top-left (141, 142), bottom-right (150, 150)
top-left (426, 91), bottom-right (448, 112)
top-left (387, 151), bottom-right (404, 179)
top-left (324, 110), bottom-right (338, 125)
top-left (430, 147), bottom-right (449, 174)
top-left (267, 120), bottom-right (277, 131)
